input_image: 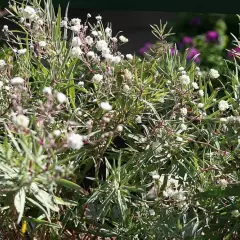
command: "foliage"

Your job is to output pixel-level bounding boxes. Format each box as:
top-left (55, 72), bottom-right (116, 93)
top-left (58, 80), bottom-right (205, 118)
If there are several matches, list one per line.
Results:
top-left (0, 1), bottom-right (240, 239)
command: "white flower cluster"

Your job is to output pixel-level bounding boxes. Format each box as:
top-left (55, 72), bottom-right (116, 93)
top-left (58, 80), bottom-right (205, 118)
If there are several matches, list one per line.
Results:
top-left (67, 133), bottom-right (84, 150)
top-left (179, 74), bottom-right (190, 85)
top-left (218, 100), bottom-right (229, 111)
top-left (13, 114), bottom-right (30, 128)
top-left (220, 115), bottom-right (240, 125)
top-left (209, 69), bottom-right (220, 79)
top-left (153, 174), bottom-right (188, 208)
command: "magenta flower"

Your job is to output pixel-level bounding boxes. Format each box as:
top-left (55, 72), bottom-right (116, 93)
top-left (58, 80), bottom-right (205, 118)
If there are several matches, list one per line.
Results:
top-left (182, 36), bottom-right (193, 46)
top-left (170, 47), bottom-right (178, 56)
top-left (189, 17), bottom-right (201, 26)
top-left (138, 42), bottom-right (152, 55)
top-left (205, 31), bottom-right (219, 43)
top-left (187, 47), bottom-right (200, 63)
top-left (228, 47), bottom-right (240, 58)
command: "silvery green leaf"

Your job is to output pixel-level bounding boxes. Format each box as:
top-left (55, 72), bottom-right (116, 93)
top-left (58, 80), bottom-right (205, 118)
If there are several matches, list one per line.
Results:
top-left (14, 188), bottom-right (26, 224)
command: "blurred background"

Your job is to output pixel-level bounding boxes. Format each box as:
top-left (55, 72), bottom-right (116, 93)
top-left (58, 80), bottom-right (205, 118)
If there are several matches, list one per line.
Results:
top-left (0, 3), bottom-right (239, 70)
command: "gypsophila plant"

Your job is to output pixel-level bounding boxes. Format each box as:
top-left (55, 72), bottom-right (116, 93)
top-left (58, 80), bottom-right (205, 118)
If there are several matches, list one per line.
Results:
top-left (1, 0), bottom-right (240, 239)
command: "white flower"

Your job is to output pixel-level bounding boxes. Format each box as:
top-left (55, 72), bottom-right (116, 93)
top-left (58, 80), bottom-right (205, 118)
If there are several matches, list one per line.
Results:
top-left (195, 67), bottom-right (200, 71)
top-left (179, 75), bottom-right (190, 85)
top-left (218, 179), bottom-right (228, 189)
top-left (135, 115), bottom-right (142, 124)
top-left (209, 68), bottom-right (220, 79)
top-left (163, 188), bottom-right (174, 198)
top-left (126, 54), bottom-right (133, 60)
top-left (86, 119), bottom-right (93, 127)
top-left (10, 77), bottom-right (24, 86)
top-left (119, 35), bottom-right (128, 43)
top-left (85, 36), bottom-right (93, 45)
top-left (0, 60), bottom-right (6, 70)
top-left (104, 54), bottom-right (114, 62)
top-left (78, 81), bottom-right (84, 87)
top-left (87, 13), bottom-right (91, 18)
top-left (197, 103), bottom-right (204, 108)
top-left (180, 107), bottom-right (188, 116)
top-left (192, 82), bottom-right (199, 89)
top-left (176, 137), bottom-right (183, 142)
top-left (199, 90), bottom-right (204, 97)
top-left (102, 117), bottom-right (110, 123)
top-left (159, 98), bottom-right (165, 103)
top-left (231, 210), bottom-right (240, 218)
top-left (14, 114), bottom-right (29, 128)
top-left (22, 6), bottom-right (36, 19)
top-left (171, 190), bottom-right (186, 201)
top-left (67, 133), bottom-right (84, 150)
top-left (123, 84), bottom-right (130, 93)
top-left (178, 67), bottom-right (184, 71)
top-left (111, 37), bottom-right (118, 42)
top-left (96, 15), bottom-right (102, 20)
top-left (152, 174), bottom-right (160, 180)
top-left (124, 69), bottom-right (133, 80)
top-left (37, 19), bottom-right (44, 25)
top-left (96, 40), bottom-right (108, 51)
top-left (0, 81), bottom-right (3, 88)
top-left (53, 129), bottom-right (61, 137)
top-left (71, 18), bottom-right (81, 26)
top-left (105, 27), bottom-right (112, 37)
top-left (180, 124), bottom-right (187, 131)
top-left (60, 20), bottom-right (67, 28)
top-left (71, 47), bottom-right (82, 58)
top-left (17, 49), bottom-right (27, 55)
top-left (220, 118), bottom-right (228, 123)
top-left (149, 209), bottom-right (155, 216)
top-left (181, 71), bottom-right (186, 75)
top-left (43, 87), bottom-right (52, 95)
top-left (56, 92), bottom-right (67, 104)
top-left (218, 100), bottom-right (229, 111)
top-left (100, 102), bottom-right (112, 111)
top-left (39, 41), bottom-right (47, 48)
top-left (113, 56), bottom-right (121, 64)
top-left (87, 51), bottom-right (95, 58)
top-left (101, 47), bottom-right (111, 57)
top-left (3, 25), bottom-right (8, 31)
top-left (70, 25), bottom-right (81, 32)
top-left (72, 37), bottom-right (82, 47)
top-left (91, 30), bottom-right (98, 36)
top-left (92, 74), bottom-right (103, 83)
top-left (117, 125), bottom-right (124, 132)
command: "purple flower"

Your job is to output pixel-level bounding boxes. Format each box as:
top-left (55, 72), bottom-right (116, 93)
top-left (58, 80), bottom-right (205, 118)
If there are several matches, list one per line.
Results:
top-left (138, 42), bottom-right (152, 54)
top-left (182, 36), bottom-right (193, 46)
top-left (205, 31), bottom-right (219, 43)
top-left (228, 47), bottom-right (240, 58)
top-left (170, 47), bottom-right (178, 56)
top-left (187, 47), bottom-right (200, 63)
top-left (189, 17), bottom-right (201, 26)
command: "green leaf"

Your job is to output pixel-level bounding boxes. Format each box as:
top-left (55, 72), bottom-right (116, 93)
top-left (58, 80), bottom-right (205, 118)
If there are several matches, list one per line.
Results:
top-left (56, 178), bottom-right (82, 191)
top-left (23, 217), bottom-right (60, 228)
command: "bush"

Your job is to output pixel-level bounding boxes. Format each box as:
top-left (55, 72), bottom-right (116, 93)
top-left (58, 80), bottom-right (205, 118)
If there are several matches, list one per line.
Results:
top-left (0, 1), bottom-right (240, 239)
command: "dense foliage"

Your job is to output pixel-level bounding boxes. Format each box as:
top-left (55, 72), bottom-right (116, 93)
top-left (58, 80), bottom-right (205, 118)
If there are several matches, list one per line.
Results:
top-left (0, 1), bottom-right (240, 239)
